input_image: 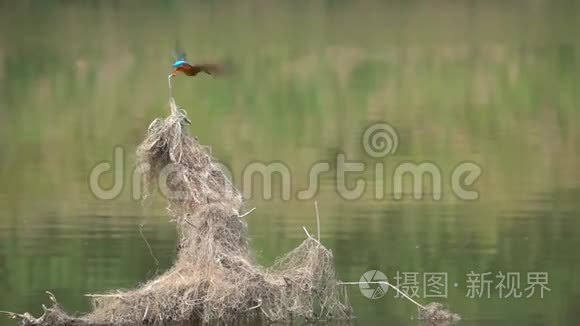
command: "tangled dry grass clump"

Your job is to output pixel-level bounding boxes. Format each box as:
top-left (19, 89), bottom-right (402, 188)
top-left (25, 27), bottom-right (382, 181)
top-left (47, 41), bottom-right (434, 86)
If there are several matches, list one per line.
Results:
top-left (418, 303), bottom-right (461, 326)
top-left (8, 99), bottom-right (352, 325)
top-left (4, 98), bottom-right (461, 326)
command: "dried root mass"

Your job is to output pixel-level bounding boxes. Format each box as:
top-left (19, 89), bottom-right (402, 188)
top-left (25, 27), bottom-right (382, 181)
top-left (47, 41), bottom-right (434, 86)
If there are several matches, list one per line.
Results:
top-left (13, 99), bottom-right (352, 325)
top-left (418, 303), bottom-right (461, 326)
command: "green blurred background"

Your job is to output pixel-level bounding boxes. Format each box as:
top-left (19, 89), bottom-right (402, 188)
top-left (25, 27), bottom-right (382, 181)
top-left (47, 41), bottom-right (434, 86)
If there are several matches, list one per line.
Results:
top-left (0, 1), bottom-right (579, 325)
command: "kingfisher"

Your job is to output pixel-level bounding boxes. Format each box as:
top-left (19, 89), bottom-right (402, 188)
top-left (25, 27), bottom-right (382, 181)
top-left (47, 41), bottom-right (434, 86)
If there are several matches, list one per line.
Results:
top-left (170, 50), bottom-right (223, 77)
top-left (167, 44), bottom-right (225, 95)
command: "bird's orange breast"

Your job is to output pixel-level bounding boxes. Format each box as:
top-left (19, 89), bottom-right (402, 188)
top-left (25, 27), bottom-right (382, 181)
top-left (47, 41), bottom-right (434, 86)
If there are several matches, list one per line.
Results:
top-left (176, 64), bottom-right (202, 76)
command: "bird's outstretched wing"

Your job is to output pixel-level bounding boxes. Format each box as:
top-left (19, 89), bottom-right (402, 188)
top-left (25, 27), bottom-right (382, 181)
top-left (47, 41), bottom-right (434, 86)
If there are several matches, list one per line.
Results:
top-left (172, 41), bottom-right (187, 63)
top-left (190, 63), bottom-right (225, 76)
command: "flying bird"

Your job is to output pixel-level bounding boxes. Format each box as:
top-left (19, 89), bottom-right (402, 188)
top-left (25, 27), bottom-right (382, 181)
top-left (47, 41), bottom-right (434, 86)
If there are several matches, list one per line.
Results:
top-left (167, 44), bottom-right (227, 95)
top-left (170, 48), bottom-right (223, 77)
